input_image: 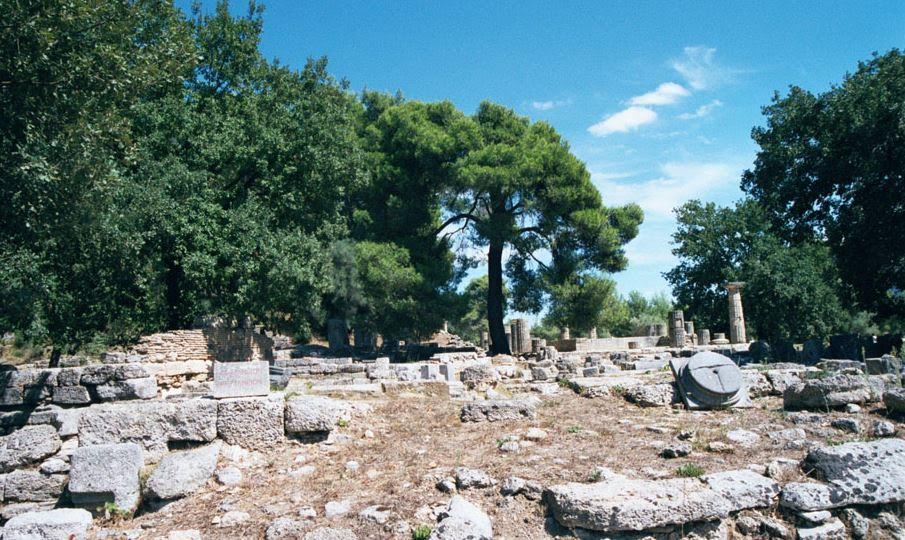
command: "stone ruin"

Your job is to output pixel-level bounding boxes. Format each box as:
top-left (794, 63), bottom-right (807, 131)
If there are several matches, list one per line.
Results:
top-left (0, 293), bottom-right (903, 539)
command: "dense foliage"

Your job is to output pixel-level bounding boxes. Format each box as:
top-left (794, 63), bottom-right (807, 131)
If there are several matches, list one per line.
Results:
top-left (1, 0), bottom-right (641, 356)
top-left (666, 200), bottom-right (849, 342)
top-left (741, 49), bottom-right (905, 321)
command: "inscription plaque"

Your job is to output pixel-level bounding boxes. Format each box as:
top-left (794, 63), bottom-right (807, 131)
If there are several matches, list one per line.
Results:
top-left (212, 361), bottom-right (270, 398)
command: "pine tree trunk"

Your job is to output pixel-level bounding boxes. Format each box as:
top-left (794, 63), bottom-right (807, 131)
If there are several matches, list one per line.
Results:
top-left (486, 241), bottom-right (511, 355)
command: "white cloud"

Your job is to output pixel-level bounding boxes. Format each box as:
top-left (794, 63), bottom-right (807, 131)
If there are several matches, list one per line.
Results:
top-left (678, 99), bottom-right (723, 120)
top-left (592, 161), bottom-right (741, 218)
top-left (588, 106), bottom-right (657, 137)
top-left (629, 82), bottom-right (690, 106)
top-left (672, 46), bottom-right (735, 90)
top-left (531, 99), bottom-right (570, 111)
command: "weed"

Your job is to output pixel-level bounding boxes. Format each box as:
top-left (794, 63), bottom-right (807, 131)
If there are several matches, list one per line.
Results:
top-left (412, 524), bottom-right (432, 540)
top-left (557, 379), bottom-right (572, 389)
top-left (102, 501), bottom-right (130, 520)
top-left (336, 418), bottom-right (350, 428)
top-left (675, 463), bottom-right (705, 478)
top-left (611, 385), bottom-right (625, 396)
top-left (567, 425), bottom-right (583, 434)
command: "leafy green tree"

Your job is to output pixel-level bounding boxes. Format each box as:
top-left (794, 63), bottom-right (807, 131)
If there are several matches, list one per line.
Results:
top-left (449, 275), bottom-right (507, 343)
top-left (0, 0), bottom-right (193, 357)
top-left (666, 200), bottom-right (848, 342)
top-left (741, 49), bottom-right (905, 320)
top-left (441, 103), bottom-right (642, 354)
top-left (545, 275), bottom-right (628, 338)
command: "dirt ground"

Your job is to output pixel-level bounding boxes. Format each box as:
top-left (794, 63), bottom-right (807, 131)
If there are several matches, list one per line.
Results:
top-left (103, 381), bottom-right (904, 539)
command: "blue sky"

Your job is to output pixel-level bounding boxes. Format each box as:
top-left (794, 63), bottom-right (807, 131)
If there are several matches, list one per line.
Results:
top-left (181, 0), bottom-right (904, 301)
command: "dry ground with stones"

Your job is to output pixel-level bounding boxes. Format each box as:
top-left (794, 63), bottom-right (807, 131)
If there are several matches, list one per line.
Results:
top-left (96, 381), bottom-right (903, 539)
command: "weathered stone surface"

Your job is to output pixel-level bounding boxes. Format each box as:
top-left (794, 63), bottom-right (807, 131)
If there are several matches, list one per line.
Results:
top-left (780, 482), bottom-right (840, 512)
top-left (726, 429), bottom-right (760, 448)
top-left (866, 355), bottom-right (902, 375)
top-left (303, 528), bottom-right (357, 540)
top-left (455, 467), bottom-right (496, 489)
top-left (797, 518), bottom-right (847, 540)
top-left (2, 508), bottom-right (92, 540)
top-left (95, 377), bottom-right (157, 401)
top-left (69, 442), bottom-right (143, 511)
top-left (285, 396), bottom-right (348, 433)
top-left (2, 470), bottom-right (66, 502)
top-left (217, 394), bottom-right (285, 448)
top-left (460, 365), bottom-right (500, 386)
top-left (546, 470), bottom-right (777, 532)
top-left (783, 374), bottom-right (888, 410)
top-left (145, 443), bottom-right (220, 500)
top-left (765, 369), bottom-right (805, 395)
top-left (52, 385), bottom-right (91, 405)
top-left (884, 387), bottom-right (905, 415)
top-left (460, 398), bottom-right (537, 423)
top-left (0, 425), bottom-right (61, 473)
top-left (266, 517), bottom-right (310, 540)
top-left (78, 399), bottom-right (217, 461)
top-left (623, 383), bottom-right (678, 407)
top-left (803, 438), bottom-right (905, 507)
top-left (215, 466), bottom-right (243, 485)
top-left (430, 496), bottom-right (493, 540)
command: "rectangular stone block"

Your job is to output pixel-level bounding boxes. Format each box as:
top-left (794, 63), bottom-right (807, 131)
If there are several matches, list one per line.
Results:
top-left (96, 377), bottom-right (157, 401)
top-left (69, 443), bottom-right (142, 511)
top-left (212, 361), bottom-right (269, 399)
top-left (52, 386), bottom-right (91, 405)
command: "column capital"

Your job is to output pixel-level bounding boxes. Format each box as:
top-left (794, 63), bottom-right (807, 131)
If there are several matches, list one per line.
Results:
top-left (723, 281), bottom-right (746, 291)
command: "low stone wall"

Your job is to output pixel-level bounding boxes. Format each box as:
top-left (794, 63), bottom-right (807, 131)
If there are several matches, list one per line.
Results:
top-left (127, 328), bottom-right (273, 363)
top-left (550, 336), bottom-right (663, 352)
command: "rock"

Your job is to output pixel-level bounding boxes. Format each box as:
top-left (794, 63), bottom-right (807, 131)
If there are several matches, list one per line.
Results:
top-left (531, 366), bottom-right (557, 381)
top-left (325, 499), bottom-right (353, 517)
top-left (52, 385), bottom-right (91, 405)
top-left (304, 528), bottom-right (357, 540)
top-left (96, 377), bottom-right (157, 401)
top-left (766, 370), bottom-right (805, 395)
top-left (429, 496), bottom-right (493, 540)
top-left (455, 467), bottom-right (496, 489)
top-left (780, 482), bottom-right (839, 512)
top-left (69, 442), bottom-right (143, 512)
top-left (830, 417), bottom-right (861, 433)
top-left (866, 355), bottom-right (902, 375)
top-left (39, 458), bottom-right (69, 475)
top-left (2, 470), bottom-right (66, 502)
top-left (845, 403), bottom-right (861, 413)
top-left (218, 510), bottom-right (251, 527)
top-left (500, 476), bottom-right (527, 496)
top-left (215, 466), bottom-right (243, 485)
top-left (460, 365), bottom-right (500, 387)
top-left (524, 427), bottom-right (547, 441)
top-left (783, 374), bottom-right (884, 410)
top-left (841, 508), bottom-right (869, 539)
top-left (266, 517), bottom-right (309, 540)
top-left (659, 443), bottom-right (691, 458)
top-left (884, 387), bottom-right (905, 415)
top-left (436, 477), bottom-right (456, 493)
top-left (78, 399), bottom-right (217, 462)
top-left (167, 531), bottom-right (202, 540)
top-left (766, 458), bottom-right (800, 481)
top-left (285, 396), bottom-right (349, 434)
top-left (706, 441), bottom-right (733, 453)
top-left (800, 510), bottom-right (833, 524)
top-left (797, 518), bottom-right (847, 540)
top-left (802, 438), bottom-right (905, 507)
top-left (872, 420), bottom-right (896, 437)
top-left (2, 508), bottom-right (92, 540)
top-left (546, 470), bottom-right (777, 533)
top-left (359, 505), bottom-right (392, 525)
top-left (0, 425), bottom-right (62, 473)
top-left (145, 442), bottom-right (220, 500)
top-left (459, 398), bottom-right (537, 423)
top-left (217, 395), bottom-right (285, 449)
top-left (623, 383), bottom-right (678, 407)
top-left (726, 429), bottom-right (760, 448)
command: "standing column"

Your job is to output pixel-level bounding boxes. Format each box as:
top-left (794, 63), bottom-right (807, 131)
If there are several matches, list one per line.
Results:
top-left (724, 282), bottom-right (747, 344)
top-left (669, 310), bottom-right (685, 348)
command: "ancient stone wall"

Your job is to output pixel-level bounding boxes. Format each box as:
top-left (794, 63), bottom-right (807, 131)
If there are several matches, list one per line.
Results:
top-left (550, 336), bottom-right (662, 353)
top-left (128, 328), bottom-right (273, 363)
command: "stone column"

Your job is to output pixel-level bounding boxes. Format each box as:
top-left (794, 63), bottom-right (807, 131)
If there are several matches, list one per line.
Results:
top-left (441, 321), bottom-right (448, 333)
top-left (699, 329), bottom-right (711, 346)
top-left (669, 310), bottom-right (685, 348)
top-left (510, 318), bottom-right (531, 354)
top-left (588, 327), bottom-right (598, 339)
top-left (480, 331), bottom-right (489, 349)
top-left (560, 327), bottom-right (570, 340)
top-left (327, 318), bottom-right (348, 351)
top-left (724, 282), bottom-right (747, 344)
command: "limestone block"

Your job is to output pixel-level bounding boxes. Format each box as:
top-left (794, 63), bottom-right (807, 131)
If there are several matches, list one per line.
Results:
top-left (623, 383), bottom-right (679, 407)
top-left (52, 385), bottom-right (91, 405)
top-left (2, 470), bottom-right (66, 502)
top-left (69, 442), bottom-right (143, 511)
top-left (217, 395), bottom-right (285, 449)
top-left (783, 374), bottom-right (886, 410)
top-left (0, 425), bottom-right (61, 473)
top-left (285, 396), bottom-right (348, 434)
top-left (546, 471), bottom-right (777, 533)
top-left (2, 508), bottom-right (92, 540)
top-left (95, 377), bottom-right (157, 401)
top-left (56, 368), bottom-right (82, 387)
top-left (460, 398), bottom-right (538, 423)
top-left (885, 387), bottom-right (905, 415)
top-left (145, 443), bottom-right (220, 500)
top-left (429, 496), bottom-right (492, 540)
